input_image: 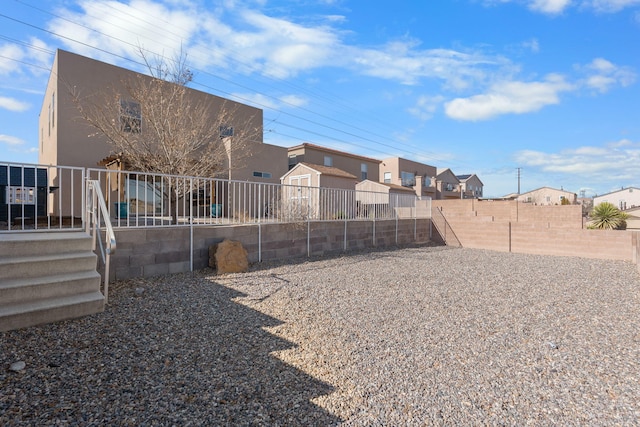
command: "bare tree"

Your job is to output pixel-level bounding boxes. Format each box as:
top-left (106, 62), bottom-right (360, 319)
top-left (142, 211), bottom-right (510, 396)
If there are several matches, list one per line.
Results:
top-left (69, 50), bottom-right (260, 222)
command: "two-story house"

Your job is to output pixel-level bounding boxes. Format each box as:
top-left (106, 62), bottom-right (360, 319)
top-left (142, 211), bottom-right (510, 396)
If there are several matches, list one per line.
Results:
top-left (379, 157), bottom-right (437, 200)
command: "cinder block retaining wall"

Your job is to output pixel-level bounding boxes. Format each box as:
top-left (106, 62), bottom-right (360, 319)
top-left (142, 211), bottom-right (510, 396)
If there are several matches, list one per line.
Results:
top-left (432, 200), bottom-right (640, 270)
top-left (109, 219), bottom-right (431, 281)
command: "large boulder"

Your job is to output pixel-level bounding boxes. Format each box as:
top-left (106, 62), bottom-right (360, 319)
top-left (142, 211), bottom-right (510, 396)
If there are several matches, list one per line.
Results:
top-left (214, 239), bottom-right (249, 274)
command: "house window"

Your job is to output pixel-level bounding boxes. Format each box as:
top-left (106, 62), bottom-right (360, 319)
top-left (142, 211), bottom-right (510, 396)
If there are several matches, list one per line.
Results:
top-left (219, 125), bottom-right (234, 138)
top-left (324, 156), bottom-right (333, 167)
top-left (7, 186), bottom-right (35, 205)
top-left (383, 172), bottom-right (391, 183)
top-left (120, 100), bottom-right (141, 133)
top-left (546, 196), bottom-right (551, 203)
top-left (253, 171), bottom-right (272, 178)
top-left (288, 155), bottom-right (298, 170)
top-left (361, 163), bottom-right (368, 180)
top-left (401, 171), bottom-right (415, 187)
top-left (620, 200), bottom-right (627, 210)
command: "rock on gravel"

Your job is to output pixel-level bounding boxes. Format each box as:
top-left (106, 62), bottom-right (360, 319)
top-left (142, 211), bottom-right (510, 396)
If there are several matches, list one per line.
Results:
top-left (2, 246), bottom-right (640, 426)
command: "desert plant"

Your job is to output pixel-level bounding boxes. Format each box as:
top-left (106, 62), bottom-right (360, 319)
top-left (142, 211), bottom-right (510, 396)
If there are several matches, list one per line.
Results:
top-left (587, 202), bottom-right (629, 230)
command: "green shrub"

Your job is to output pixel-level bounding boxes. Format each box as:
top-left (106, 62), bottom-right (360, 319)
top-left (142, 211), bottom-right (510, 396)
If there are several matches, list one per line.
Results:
top-left (588, 202), bottom-right (628, 230)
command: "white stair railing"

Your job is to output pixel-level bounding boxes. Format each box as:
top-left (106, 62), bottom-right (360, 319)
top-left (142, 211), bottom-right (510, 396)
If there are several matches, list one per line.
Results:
top-left (85, 180), bottom-right (116, 303)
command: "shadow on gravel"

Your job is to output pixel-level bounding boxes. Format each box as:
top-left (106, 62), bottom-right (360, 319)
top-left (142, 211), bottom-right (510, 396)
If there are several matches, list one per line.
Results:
top-left (0, 275), bottom-right (341, 426)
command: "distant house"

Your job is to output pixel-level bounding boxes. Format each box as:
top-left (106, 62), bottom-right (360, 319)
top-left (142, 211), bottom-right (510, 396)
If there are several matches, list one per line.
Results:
top-left (456, 174), bottom-right (484, 199)
top-left (517, 187), bottom-right (577, 205)
top-left (624, 206), bottom-right (640, 230)
top-left (436, 168), bottom-right (462, 199)
top-left (593, 187), bottom-right (640, 210)
top-left (287, 143), bottom-right (380, 182)
top-left (379, 157), bottom-right (437, 200)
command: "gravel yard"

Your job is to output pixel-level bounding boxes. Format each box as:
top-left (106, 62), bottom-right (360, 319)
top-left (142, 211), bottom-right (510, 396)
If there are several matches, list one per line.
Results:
top-left (2, 246), bottom-right (640, 425)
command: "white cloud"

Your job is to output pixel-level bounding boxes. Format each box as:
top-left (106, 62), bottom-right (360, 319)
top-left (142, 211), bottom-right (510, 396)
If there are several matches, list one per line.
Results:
top-left (408, 95), bottom-right (445, 121)
top-left (529, 0), bottom-right (572, 14)
top-left (580, 58), bottom-right (636, 93)
top-left (0, 44), bottom-right (24, 75)
top-left (44, 0), bottom-right (518, 91)
top-left (0, 97), bottom-right (30, 112)
top-left (279, 94), bottom-right (308, 107)
top-left (485, 0), bottom-right (640, 13)
top-left (349, 40), bottom-right (512, 90)
top-left (587, 0), bottom-right (640, 12)
top-left (444, 74), bottom-right (574, 121)
top-left (523, 38), bottom-right (540, 53)
top-left (48, 0), bottom-right (201, 66)
top-left (514, 139), bottom-right (640, 184)
top-left (0, 134), bottom-right (25, 146)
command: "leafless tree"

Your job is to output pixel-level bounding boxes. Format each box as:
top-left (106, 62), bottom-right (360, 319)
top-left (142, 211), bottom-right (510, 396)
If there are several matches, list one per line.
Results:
top-left (69, 49), bottom-right (260, 222)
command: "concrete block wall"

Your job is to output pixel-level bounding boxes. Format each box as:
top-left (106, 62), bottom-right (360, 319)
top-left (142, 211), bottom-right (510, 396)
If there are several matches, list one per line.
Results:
top-left (515, 204), bottom-right (583, 228)
top-left (511, 225), bottom-right (634, 260)
top-left (108, 218), bottom-right (431, 281)
top-left (443, 215), bottom-right (638, 262)
top-left (434, 199), bottom-right (583, 228)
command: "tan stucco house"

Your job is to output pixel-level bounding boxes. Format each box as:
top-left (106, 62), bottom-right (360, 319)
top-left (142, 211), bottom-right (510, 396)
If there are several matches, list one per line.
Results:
top-left (287, 143), bottom-right (380, 183)
top-left (379, 157), bottom-right (437, 200)
top-left (39, 49), bottom-right (288, 214)
top-left (517, 187), bottom-right (577, 205)
top-left (436, 168), bottom-right (462, 199)
top-left (593, 187), bottom-right (640, 210)
top-left (456, 174), bottom-right (484, 199)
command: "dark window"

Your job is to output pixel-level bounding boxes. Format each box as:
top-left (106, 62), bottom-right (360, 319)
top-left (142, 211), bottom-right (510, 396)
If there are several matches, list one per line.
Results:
top-left (219, 125), bottom-right (234, 137)
top-left (120, 100), bottom-right (141, 133)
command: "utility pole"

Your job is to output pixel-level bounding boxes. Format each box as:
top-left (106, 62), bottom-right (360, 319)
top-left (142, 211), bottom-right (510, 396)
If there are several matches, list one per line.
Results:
top-left (516, 167), bottom-right (521, 194)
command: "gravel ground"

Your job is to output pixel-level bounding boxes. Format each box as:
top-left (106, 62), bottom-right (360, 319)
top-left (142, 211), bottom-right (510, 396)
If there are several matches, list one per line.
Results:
top-left (2, 246), bottom-right (640, 425)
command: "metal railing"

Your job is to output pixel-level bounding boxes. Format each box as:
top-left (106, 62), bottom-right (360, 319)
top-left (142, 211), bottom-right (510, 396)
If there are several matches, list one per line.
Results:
top-left (86, 179), bottom-right (116, 303)
top-left (0, 161), bottom-right (85, 232)
top-left (1, 162), bottom-right (432, 233)
top-left (86, 168), bottom-right (429, 228)
top-left (431, 206), bottom-right (461, 247)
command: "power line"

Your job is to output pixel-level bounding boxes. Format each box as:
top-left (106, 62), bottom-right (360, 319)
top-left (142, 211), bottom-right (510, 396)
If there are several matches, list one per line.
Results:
top-left (2, 2), bottom-right (482, 172)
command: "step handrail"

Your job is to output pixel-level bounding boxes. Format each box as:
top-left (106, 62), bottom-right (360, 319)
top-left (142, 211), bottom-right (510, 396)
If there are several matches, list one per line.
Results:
top-left (85, 179), bottom-right (116, 303)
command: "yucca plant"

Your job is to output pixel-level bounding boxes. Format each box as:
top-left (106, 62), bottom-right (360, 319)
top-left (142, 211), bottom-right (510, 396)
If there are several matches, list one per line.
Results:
top-left (588, 202), bottom-right (629, 230)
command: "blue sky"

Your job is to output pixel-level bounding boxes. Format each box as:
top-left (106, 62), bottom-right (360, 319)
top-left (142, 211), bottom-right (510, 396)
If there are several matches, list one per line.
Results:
top-left (1, 0), bottom-right (639, 197)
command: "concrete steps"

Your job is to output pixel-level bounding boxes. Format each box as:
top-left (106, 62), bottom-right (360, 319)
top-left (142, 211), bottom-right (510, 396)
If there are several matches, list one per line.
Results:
top-left (0, 232), bottom-right (104, 332)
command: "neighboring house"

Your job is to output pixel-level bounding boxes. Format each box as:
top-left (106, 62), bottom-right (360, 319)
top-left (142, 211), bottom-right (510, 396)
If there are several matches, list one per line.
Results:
top-left (593, 187), bottom-right (640, 210)
top-left (624, 206), bottom-right (640, 230)
top-left (39, 49), bottom-right (287, 214)
top-left (280, 162), bottom-right (358, 219)
top-left (456, 174), bottom-right (484, 199)
top-left (517, 187), bottom-right (577, 205)
top-left (287, 143), bottom-right (380, 183)
top-left (379, 157), bottom-right (437, 200)
top-left (436, 168), bottom-right (462, 199)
